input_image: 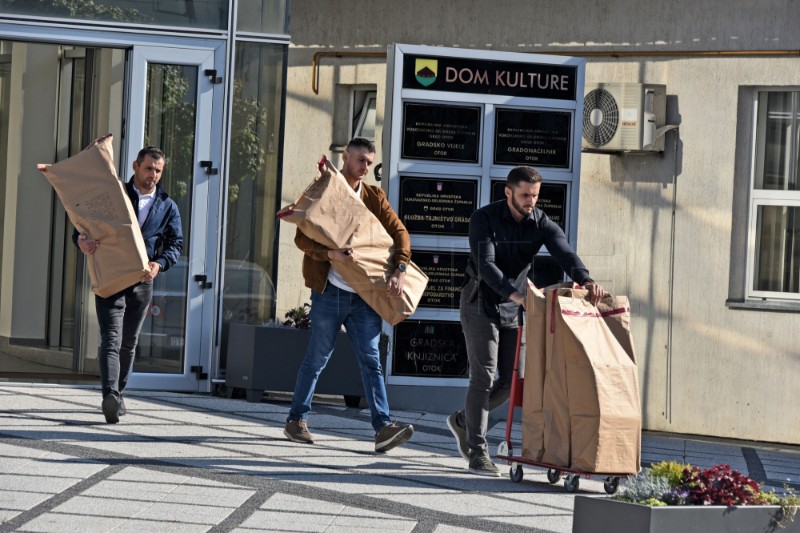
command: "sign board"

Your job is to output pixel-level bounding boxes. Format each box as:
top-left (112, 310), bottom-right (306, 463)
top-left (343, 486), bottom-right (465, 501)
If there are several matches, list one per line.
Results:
top-left (392, 320), bottom-right (469, 378)
top-left (493, 108), bottom-right (572, 168)
top-left (399, 176), bottom-right (477, 236)
top-left (401, 103), bottom-right (481, 163)
top-left (384, 44), bottom-right (585, 389)
top-left (412, 250), bottom-right (470, 309)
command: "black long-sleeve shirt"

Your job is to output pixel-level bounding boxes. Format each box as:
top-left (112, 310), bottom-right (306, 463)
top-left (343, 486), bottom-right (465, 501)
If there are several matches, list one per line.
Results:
top-left (466, 200), bottom-right (591, 314)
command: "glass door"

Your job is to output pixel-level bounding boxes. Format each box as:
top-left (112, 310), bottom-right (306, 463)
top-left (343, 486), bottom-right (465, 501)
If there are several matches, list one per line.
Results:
top-left (123, 46), bottom-right (219, 391)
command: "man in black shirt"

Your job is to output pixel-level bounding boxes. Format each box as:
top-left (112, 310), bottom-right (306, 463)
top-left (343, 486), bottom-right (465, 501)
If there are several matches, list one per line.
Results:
top-left (447, 165), bottom-right (605, 476)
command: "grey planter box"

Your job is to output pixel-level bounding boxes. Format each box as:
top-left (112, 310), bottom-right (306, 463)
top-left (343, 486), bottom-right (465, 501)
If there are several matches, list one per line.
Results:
top-left (572, 495), bottom-right (799, 533)
top-left (225, 323), bottom-right (366, 403)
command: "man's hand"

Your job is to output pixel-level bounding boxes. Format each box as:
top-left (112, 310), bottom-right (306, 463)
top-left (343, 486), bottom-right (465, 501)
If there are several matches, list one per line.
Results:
top-left (583, 281), bottom-right (606, 306)
top-left (77, 233), bottom-right (99, 255)
top-left (142, 262), bottom-right (161, 281)
top-left (509, 291), bottom-right (526, 310)
top-left (327, 248), bottom-right (356, 263)
top-left (386, 268), bottom-right (405, 298)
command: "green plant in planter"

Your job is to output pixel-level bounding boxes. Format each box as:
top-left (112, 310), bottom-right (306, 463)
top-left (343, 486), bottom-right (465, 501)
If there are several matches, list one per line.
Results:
top-left (648, 460), bottom-right (689, 488)
top-left (283, 303), bottom-right (310, 329)
top-left (614, 461), bottom-right (799, 528)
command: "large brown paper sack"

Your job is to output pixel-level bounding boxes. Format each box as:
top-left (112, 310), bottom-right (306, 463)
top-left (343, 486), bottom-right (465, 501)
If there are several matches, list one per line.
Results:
top-left (38, 135), bottom-right (149, 298)
top-left (540, 286), bottom-right (579, 468)
top-left (597, 294), bottom-right (637, 364)
top-left (521, 282), bottom-right (574, 462)
top-left (278, 157), bottom-right (428, 326)
top-left (542, 289), bottom-right (641, 474)
top-left (521, 283), bottom-right (547, 461)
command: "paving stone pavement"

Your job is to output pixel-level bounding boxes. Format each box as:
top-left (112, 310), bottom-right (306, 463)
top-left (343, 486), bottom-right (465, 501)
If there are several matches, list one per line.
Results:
top-left (1, 384), bottom-right (798, 532)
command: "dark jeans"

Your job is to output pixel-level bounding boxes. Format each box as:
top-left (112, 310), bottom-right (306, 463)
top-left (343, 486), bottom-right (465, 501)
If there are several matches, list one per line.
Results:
top-left (460, 290), bottom-right (525, 454)
top-left (95, 281), bottom-right (152, 398)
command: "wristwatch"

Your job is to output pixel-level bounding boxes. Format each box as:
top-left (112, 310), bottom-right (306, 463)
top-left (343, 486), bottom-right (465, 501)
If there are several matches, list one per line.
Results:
top-left (397, 263), bottom-right (407, 273)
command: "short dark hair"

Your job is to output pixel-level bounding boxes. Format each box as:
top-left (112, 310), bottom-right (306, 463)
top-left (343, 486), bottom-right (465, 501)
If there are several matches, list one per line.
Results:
top-left (346, 138), bottom-right (376, 153)
top-left (506, 166), bottom-right (543, 187)
top-left (136, 146), bottom-right (166, 164)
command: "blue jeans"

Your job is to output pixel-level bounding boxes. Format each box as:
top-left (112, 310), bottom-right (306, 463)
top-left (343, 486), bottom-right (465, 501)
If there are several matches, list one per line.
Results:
top-left (288, 285), bottom-right (391, 432)
top-left (95, 281), bottom-right (153, 398)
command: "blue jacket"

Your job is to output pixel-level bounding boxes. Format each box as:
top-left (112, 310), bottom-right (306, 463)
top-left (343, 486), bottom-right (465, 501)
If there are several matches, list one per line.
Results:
top-left (72, 179), bottom-right (183, 272)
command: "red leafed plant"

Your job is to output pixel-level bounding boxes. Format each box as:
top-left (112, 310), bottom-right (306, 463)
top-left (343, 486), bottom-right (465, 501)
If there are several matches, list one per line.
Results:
top-left (680, 464), bottom-right (761, 506)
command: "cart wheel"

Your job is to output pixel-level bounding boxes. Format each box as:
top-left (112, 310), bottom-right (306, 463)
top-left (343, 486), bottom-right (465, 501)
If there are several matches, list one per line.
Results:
top-left (510, 464), bottom-right (524, 483)
top-left (564, 474), bottom-right (580, 492)
top-left (603, 476), bottom-right (620, 494)
top-left (546, 468), bottom-right (561, 484)
top-left (497, 441), bottom-right (509, 456)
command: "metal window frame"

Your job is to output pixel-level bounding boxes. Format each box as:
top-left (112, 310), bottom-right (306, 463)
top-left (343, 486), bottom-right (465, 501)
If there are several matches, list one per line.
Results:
top-left (746, 89), bottom-right (800, 301)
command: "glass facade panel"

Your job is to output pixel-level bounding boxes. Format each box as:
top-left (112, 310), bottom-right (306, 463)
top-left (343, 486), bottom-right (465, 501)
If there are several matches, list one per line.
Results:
top-left (136, 62), bottom-right (196, 374)
top-left (0, 41), bottom-right (124, 376)
top-left (237, 0), bottom-right (288, 34)
top-left (222, 41), bottom-right (284, 328)
top-left (0, 0), bottom-right (229, 31)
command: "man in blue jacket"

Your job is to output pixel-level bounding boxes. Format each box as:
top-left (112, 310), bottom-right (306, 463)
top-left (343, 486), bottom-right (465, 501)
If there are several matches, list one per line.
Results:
top-left (74, 146), bottom-right (183, 424)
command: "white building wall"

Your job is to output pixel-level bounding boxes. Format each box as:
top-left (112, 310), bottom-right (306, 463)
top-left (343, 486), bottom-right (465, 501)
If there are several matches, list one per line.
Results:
top-left (280, 0), bottom-right (800, 444)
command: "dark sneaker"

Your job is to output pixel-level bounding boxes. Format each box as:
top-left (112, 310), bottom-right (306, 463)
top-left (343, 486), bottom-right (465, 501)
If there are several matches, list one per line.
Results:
top-left (284, 419), bottom-right (314, 444)
top-left (375, 422), bottom-right (414, 453)
top-left (102, 394), bottom-right (120, 424)
top-left (468, 450), bottom-right (501, 477)
top-left (117, 397), bottom-right (127, 417)
top-left (446, 411), bottom-right (469, 460)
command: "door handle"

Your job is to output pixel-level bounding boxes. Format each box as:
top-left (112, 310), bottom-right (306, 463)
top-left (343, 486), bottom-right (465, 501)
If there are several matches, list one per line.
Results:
top-left (194, 274), bottom-right (212, 289)
top-left (199, 160), bottom-right (218, 175)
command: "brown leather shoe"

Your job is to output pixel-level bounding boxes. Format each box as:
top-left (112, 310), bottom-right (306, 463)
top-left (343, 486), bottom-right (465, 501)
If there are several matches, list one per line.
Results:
top-left (375, 422), bottom-right (414, 452)
top-left (284, 419), bottom-right (314, 444)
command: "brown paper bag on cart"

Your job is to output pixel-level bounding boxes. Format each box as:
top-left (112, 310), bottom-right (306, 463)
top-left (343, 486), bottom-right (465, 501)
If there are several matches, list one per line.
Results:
top-left (520, 283), bottom-right (548, 462)
top-left (521, 282), bottom-right (574, 462)
top-left (541, 288), bottom-right (641, 474)
top-left (277, 157), bottom-right (428, 326)
top-left (598, 294), bottom-right (636, 364)
top-left (38, 134), bottom-right (149, 298)
top-left (540, 286), bottom-right (580, 468)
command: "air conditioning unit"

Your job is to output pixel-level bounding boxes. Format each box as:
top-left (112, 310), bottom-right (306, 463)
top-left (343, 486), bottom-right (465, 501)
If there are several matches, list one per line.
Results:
top-left (582, 83), bottom-right (667, 152)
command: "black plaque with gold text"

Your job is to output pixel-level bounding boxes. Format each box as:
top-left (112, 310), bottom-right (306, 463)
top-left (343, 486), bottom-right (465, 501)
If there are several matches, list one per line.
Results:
top-left (393, 320), bottom-right (468, 378)
top-left (401, 102), bottom-right (481, 163)
top-left (494, 108), bottom-right (572, 168)
top-left (399, 176), bottom-right (477, 236)
top-left (413, 250), bottom-right (469, 309)
top-left (491, 180), bottom-right (568, 231)
top-left (402, 55), bottom-right (577, 100)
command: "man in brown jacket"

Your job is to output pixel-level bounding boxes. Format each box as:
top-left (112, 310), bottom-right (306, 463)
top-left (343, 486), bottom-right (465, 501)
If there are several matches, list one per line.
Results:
top-left (284, 138), bottom-right (414, 452)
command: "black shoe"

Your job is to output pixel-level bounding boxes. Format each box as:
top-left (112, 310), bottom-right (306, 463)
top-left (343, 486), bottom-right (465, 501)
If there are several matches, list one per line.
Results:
top-left (117, 397), bottom-right (126, 417)
top-left (102, 394), bottom-right (120, 424)
top-left (468, 450), bottom-right (501, 477)
top-left (446, 411), bottom-right (469, 460)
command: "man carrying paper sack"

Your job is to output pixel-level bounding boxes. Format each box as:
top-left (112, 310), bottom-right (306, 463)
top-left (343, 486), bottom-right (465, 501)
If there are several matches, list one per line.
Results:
top-left (284, 138), bottom-right (415, 453)
top-left (73, 146), bottom-right (182, 424)
top-left (446, 165), bottom-right (605, 476)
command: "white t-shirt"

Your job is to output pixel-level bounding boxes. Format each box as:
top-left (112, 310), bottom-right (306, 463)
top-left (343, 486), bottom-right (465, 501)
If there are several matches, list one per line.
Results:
top-left (326, 180), bottom-right (362, 292)
top-left (134, 186), bottom-right (156, 228)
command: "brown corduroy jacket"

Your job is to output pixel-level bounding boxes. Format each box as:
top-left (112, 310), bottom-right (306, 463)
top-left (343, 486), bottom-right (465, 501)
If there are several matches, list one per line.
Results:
top-left (295, 182), bottom-right (411, 293)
